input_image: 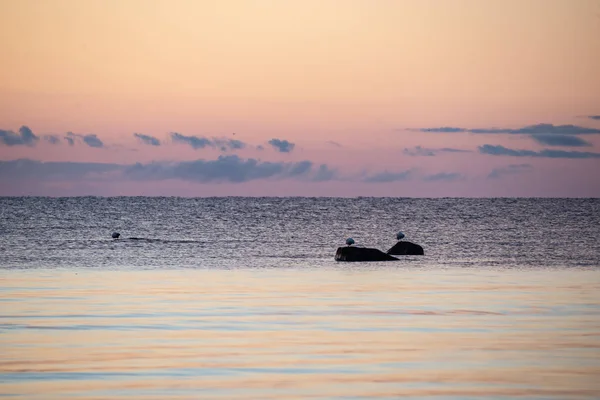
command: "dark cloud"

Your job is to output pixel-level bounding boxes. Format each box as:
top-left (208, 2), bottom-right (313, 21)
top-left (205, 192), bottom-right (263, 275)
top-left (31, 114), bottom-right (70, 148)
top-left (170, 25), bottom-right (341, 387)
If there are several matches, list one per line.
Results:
top-left (1, 157), bottom-right (484, 186)
top-left (440, 147), bottom-right (471, 153)
top-left (66, 132), bottom-right (104, 148)
top-left (488, 164), bottom-right (533, 179)
top-left (530, 134), bottom-right (592, 147)
top-left (417, 127), bottom-right (467, 133)
top-left (472, 124), bottom-right (600, 135)
top-left (226, 139), bottom-right (245, 150)
top-left (326, 141), bottom-right (342, 147)
top-left (171, 132), bottom-right (212, 149)
top-left (479, 144), bottom-right (600, 159)
top-left (0, 126), bottom-right (39, 146)
top-left (82, 134), bottom-right (103, 148)
top-left (364, 170), bottom-right (413, 183)
top-left (418, 123), bottom-right (600, 135)
top-left (268, 138), bottom-right (295, 153)
top-left (171, 132), bottom-right (247, 151)
top-left (124, 156), bottom-right (324, 183)
top-left (134, 133), bottom-right (161, 146)
top-left (403, 146), bottom-right (471, 157)
top-left (588, 115), bottom-right (600, 120)
top-left (1, 127), bottom-right (107, 148)
top-left (423, 172), bottom-right (464, 181)
top-left (0, 156), bottom-right (338, 184)
top-left (213, 138), bottom-right (246, 151)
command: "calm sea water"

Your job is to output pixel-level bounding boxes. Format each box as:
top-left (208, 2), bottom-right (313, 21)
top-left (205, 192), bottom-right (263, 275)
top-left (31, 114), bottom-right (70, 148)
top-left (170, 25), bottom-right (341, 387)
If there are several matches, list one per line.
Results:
top-left (1, 197), bottom-right (600, 399)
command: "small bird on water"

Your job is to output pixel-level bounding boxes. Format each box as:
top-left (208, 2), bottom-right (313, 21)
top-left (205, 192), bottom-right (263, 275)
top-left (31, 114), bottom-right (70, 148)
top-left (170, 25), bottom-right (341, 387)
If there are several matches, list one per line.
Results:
top-left (346, 237), bottom-right (355, 246)
top-left (111, 232), bottom-right (120, 239)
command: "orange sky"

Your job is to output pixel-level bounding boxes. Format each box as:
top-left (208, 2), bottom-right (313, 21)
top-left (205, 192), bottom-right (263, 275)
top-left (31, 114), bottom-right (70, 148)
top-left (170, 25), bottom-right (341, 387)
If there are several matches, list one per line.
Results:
top-left (1, 0), bottom-right (599, 196)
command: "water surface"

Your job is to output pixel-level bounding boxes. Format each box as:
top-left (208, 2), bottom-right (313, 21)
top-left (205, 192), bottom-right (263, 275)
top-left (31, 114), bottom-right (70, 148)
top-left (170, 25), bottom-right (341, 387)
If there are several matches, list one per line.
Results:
top-left (1, 198), bottom-right (599, 398)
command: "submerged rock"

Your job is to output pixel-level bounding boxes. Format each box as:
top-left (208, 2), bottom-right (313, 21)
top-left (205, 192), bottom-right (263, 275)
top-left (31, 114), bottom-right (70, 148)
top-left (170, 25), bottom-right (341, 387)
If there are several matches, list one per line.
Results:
top-left (335, 246), bottom-right (399, 262)
top-left (386, 241), bottom-right (424, 255)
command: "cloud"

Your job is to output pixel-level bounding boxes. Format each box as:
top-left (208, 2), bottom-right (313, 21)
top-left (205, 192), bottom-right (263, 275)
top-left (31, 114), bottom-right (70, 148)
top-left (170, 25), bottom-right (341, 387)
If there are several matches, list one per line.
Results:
top-left (0, 126), bottom-right (108, 148)
top-left (313, 164), bottom-right (338, 181)
top-left (417, 127), bottom-right (467, 133)
top-left (403, 146), bottom-right (471, 156)
top-left (418, 123), bottom-right (600, 135)
top-left (326, 141), bottom-right (342, 147)
top-left (171, 132), bottom-right (212, 149)
top-left (0, 156), bottom-right (339, 184)
top-left (212, 138), bottom-right (246, 151)
top-left (82, 134), bottom-right (103, 148)
top-left (0, 126), bottom-right (39, 146)
top-left (129, 156), bottom-right (333, 182)
top-left (403, 146), bottom-right (435, 157)
top-left (288, 160), bottom-right (312, 176)
top-left (439, 147), bottom-right (472, 153)
top-left (470, 124), bottom-right (600, 135)
top-left (415, 123), bottom-right (600, 148)
top-left (588, 115), bottom-right (600, 120)
top-left (66, 132), bottom-right (104, 148)
top-left (488, 164), bottom-right (533, 179)
top-left (170, 132), bottom-right (247, 151)
top-left (530, 134), bottom-right (592, 147)
top-left (364, 170), bottom-right (413, 183)
top-left (423, 172), bottom-right (464, 181)
top-left (478, 144), bottom-right (600, 159)
top-left (0, 158), bottom-right (483, 186)
top-left (0, 159), bottom-right (121, 180)
top-left (126, 156), bottom-right (334, 183)
top-left (44, 135), bottom-right (62, 145)
top-left (134, 133), bottom-right (161, 146)
top-left (125, 155), bottom-right (318, 183)
top-left (227, 139), bottom-right (245, 149)
top-left (362, 169), bottom-right (465, 182)
top-left (268, 138), bottom-right (295, 153)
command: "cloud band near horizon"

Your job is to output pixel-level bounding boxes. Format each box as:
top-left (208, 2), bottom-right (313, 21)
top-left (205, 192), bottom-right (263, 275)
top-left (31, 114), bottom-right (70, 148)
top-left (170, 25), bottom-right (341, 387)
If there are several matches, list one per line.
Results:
top-left (0, 157), bottom-right (331, 184)
top-left (0, 157), bottom-right (470, 186)
top-left (415, 123), bottom-right (600, 135)
top-left (478, 144), bottom-right (600, 159)
top-left (414, 123), bottom-right (600, 148)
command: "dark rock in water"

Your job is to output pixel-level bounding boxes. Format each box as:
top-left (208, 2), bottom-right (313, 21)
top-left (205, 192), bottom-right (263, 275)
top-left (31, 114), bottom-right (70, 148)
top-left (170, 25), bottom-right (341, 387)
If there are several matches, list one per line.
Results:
top-left (335, 246), bottom-right (399, 262)
top-left (386, 241), bottom-right (424, 255)
top-left (111, 232), bottom-right (120, 239)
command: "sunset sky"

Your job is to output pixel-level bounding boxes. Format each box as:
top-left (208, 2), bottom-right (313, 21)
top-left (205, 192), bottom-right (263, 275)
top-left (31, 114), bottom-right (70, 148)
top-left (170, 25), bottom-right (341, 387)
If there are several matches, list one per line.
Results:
top-left (1, 0), bottom-right (599, 196)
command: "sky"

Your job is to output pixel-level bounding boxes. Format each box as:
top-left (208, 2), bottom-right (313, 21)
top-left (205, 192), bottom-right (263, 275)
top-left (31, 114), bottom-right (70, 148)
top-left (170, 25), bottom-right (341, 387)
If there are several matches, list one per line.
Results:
top-left (1, 0), bottom-right (600, 197)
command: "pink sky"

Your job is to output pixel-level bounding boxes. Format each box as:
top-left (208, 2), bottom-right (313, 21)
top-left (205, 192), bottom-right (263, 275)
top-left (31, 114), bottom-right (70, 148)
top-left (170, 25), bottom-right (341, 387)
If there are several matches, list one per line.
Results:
top-left (1, 0), bottom-right (600, 196)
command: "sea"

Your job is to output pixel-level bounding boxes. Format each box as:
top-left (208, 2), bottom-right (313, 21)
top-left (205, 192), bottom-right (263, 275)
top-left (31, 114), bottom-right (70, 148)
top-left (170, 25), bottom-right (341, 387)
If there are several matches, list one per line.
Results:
top-left (1, 197), bottom-right (599, 399)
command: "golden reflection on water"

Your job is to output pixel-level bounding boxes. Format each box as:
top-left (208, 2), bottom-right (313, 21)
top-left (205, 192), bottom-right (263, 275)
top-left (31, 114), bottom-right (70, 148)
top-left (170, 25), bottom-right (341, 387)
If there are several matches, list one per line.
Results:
top-left (1, 268), bottom-right (600, 399)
